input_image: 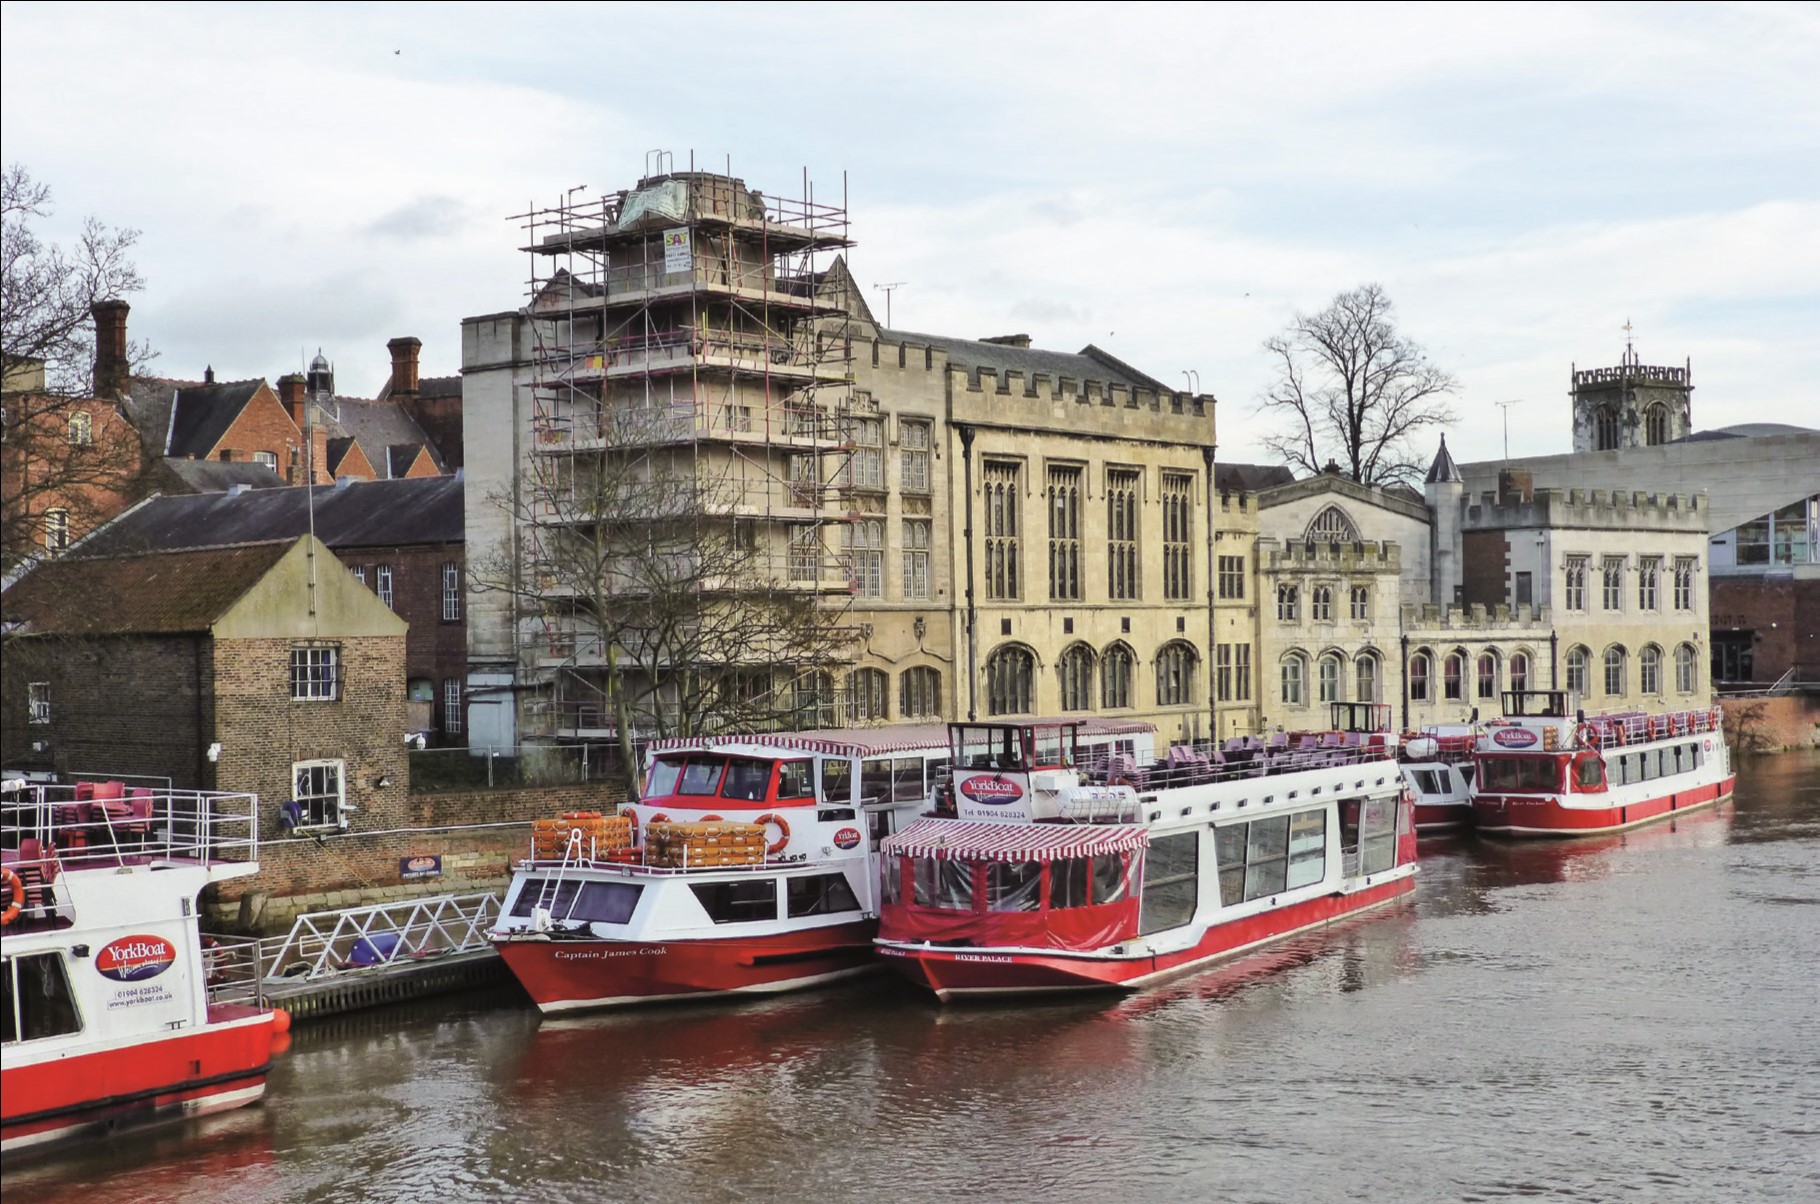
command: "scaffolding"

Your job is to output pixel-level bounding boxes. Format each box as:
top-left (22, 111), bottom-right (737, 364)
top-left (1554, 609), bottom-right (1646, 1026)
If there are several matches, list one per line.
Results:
top-left (511, 153), bottom-right (862, 740)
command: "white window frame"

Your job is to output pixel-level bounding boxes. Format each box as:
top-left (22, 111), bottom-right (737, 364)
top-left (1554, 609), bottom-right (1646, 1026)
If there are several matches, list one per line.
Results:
top-left (376, 564), bottom-right (395, 609)
top-left (441, 561), bottom-right (461, 621)
top-left (43, 508), bottom-right (70, 554)
top-left (292, 759), bottom-right (347, 829)
top-left (443, 678), bottom-right (463, 733)
top-left (290, 645), bottom-right (340, 701)
top-left (28, 681), bottom-right (51, 725)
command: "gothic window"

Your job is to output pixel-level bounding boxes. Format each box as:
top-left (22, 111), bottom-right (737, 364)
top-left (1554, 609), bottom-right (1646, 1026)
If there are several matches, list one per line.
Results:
top-left (1305, 506), bottom-right (1357, 543)
top-left (1596, 407), bottom-right (1621, 451)
top-left (1107, 468), bottom-right (1139, 601)
top-left (1408, 650), bottom-right (1432, 702)
top-left (1218, 555), bottom-right (1246, 600)
top-left (899, 419), bottom-right (931, 492)
top-left (1047, 465), bottom-right (1082, 601)
top-left (1673, 559), bottom-right (1695, 610)
top-left (846, 668), bottom-right (890, 723)
top-left (1638, 557), bottom-right (1660, 610)
top-left (1101, 643), bottom-right (1134, 709)
top-left (1350, 585), bottom-right (1369, 621)
top-left (845, 520), bottom-right (884, 597)
top-left (985, 645), bottom-right (1036, 716)
top-left (1311, 585), bottom-right (1333, 621)
top-left (1155, 641), bottom-right (1199, 707)
top-left (1317, 653), bottom-right (1342, 704)
top-left (1565, 645), bottom-right (1591, 696)
top-left (1281, 653), bottom-right (1307, 707)
top-left (1443, 651), bottom-right (1465, 701)
top-left (1216, 643), bottom-right (1233, 702)
top-left (1639, 645), bottom-right (1662, 695)
top-left (1277, 583), bottom-right (1299, 621)
top-left (1675, 643), bottom-right (1697, 694)
top-left (1510, 651), bottom-right (1531, 693)
top-left (983, 462), bottom-right (1021, 600)
top-left (900, 667), bottom-right (942, 719)
top-left (1354, 653), bottom-right (1377, 703)
top-left (788, 525), bottom-right (821, 582)
top-left (1603, 645), bottom-right (1627, 696)
top-left (1602, 558), bottom-right (1624, 610)
top-left (793, 671), bottom-right (837, 727)
top-left (1234, 643), bottom-right (1252, 702)
top-left (1162, 472), bottom-right (1195, 601)
top-left (1564, 556), bottom-right (1588, 611)
top-left (846, 418), bottom-right (884, 488)
top-left (1476, 652), bottom-right (1499, 700)
top-left (902, 519), bottom-right (930, 600)
top-left (1057, 644), bottom-right (1095, 712)
top-left (1644, 404), bottom-right (1669, 446)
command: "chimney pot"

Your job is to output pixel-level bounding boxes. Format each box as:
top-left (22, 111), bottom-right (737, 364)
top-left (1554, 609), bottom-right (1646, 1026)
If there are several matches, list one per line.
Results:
top-left (204, 364), bottom-right (215, 384)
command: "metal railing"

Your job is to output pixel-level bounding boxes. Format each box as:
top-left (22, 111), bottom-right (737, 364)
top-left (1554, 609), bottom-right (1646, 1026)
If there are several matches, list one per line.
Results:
top-left (260, 893), bottom-right (503, 983)
top-left (1, 783), bottom-right (258, 868)
top-left (408, 744), bottom-right (622, 792)
top-left (202, 934), bottom-right (267, 1006)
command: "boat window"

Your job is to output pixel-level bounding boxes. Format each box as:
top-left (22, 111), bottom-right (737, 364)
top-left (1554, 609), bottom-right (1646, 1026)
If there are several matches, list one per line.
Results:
top-left (1287, 809), bottom-right (1328, 890)
top-left (646, 757), bottom-right (683, 799)
top-left (1215, 823), bottom-right (1247, 906)
top-left (1245, 815), bottom-right (1290, 899)
top-left (690, 879), bottom-right (779, 924)
top-left (1031, 727), bottom-right (1075, 769)
top-left (1092, 852), bottom-right (1129, 905)
top-left (861, 758), bottom-right (893, 806)
top-left (1359, 797), bottom-right (1398, 875)
top-left (913, 858), bottom-right (940, 907)
top-left (722, 758), bottom-right (772, 802)
top-left (986, 861), bottom-right (1042, 912)
top-left (1478, 756), bottom-right (1562, 793)
top-left (959, 726), bottom-right (1024, 771)
top-left (4, 953), bottom-right (82, 1043)
top-left (777, 760), bottom-right (814, 801)
top-left (1050, 858), bottom-right (1090, 909)
top-left (819, 758), bottom-right (853, 805)
top-left (1460, 763), bottom-right (1476, 787)
top-left (1576, 756), bottom-right (1605, 789)
top-left (571, 882), bottom-right (643, 924)
top-left (787, 872), bottom-right (861, 918)
top-left (892, 757), bottom-right (926, 803)
top-left (1140, 832), bottom-right (1199, 935)
top-left (939, 860), bottom-right (975, 910)
top-left (880, 858), bottom-right (903, 905)
top-left (509, 877), bottom-right (579, 917)
top-left (678, 758), bottom-right (725, 796)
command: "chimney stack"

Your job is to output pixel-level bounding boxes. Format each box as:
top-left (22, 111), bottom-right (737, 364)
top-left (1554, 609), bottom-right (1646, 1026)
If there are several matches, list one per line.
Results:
top-left (277, 373), bottom-right (308, 429)
top-left (91, 299), bottom-right (131, 397)
top-left (387, 336), bottom-right (422, 399)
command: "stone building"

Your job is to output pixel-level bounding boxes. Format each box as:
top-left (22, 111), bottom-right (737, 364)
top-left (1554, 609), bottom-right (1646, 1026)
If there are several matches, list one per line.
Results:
top-left (1570, 344), bottom-right (1693, 452)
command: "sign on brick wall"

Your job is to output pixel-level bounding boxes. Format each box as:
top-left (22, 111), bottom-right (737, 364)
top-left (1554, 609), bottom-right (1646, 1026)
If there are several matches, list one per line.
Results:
top-left (400, 854), bottom-right (442, 880)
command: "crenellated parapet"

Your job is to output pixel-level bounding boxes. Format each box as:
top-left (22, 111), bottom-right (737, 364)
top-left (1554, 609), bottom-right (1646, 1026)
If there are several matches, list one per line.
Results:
top-left (1400, 601), bottom-right (1552, 630)
top-left (1463, 486), bottom-right (1706, 533)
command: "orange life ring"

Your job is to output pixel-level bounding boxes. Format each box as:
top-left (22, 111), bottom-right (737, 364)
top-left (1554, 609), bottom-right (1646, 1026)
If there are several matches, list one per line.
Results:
top-left (699, 814), bottom-right (724, 822)
top-left (1648, 718), bottom-right (1662, 740)
top-left (1575, 722), bottom-right (1599, 749)
top-left (1, 867), bottom-right (23, 926)
top-left (754, 812), bottom-right (790, 856)
top-left (648, 812), bottom-right (671, 826)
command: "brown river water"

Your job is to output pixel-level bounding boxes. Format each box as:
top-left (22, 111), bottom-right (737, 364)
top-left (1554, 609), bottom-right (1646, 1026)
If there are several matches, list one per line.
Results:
top-left (11, 750), bottom-right (1819, 1203)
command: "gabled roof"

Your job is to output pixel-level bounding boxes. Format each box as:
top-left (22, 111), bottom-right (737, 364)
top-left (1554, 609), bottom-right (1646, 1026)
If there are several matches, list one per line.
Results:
top-left (386, 444), bottom-right (431, 477)
top-left (2, 541), bottom-right (293, 635)
top-left (1216, 462), bottom-right (1294, 492)
top-left (73, 475), bottom-right (464, 557)
top-left (321, 396), bottom-right (444, 476)
top-left (164, 379), bottom-right (269, 458)
top-left (1425, 434), bottom-right (1462, 484)
top-left (418, 375), bottom-right (462, 399)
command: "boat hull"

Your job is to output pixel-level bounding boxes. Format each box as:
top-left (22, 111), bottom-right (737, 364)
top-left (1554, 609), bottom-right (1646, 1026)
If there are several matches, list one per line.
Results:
top-left (1473, 776), bottom-right (1735, 838)
top-left (1, 1007), bottom-right (275, 1154)
top-left (1413, 800), bottom-right (1471, 832)
top-left (495, 919), bottom-right (880, 1013)
top-left (878, 873), bottom-right (1414, 1002)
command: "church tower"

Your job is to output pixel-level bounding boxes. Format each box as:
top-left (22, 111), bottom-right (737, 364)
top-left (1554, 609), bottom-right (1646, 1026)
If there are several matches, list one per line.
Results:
top-left (1570, 337), bottom-right (1693, 452)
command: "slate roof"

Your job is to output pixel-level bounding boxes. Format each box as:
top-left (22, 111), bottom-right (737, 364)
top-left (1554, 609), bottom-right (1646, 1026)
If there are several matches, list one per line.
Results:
top-left (158, 458), bottom-right (287, 493)
top-left (1215, 462), bottom-right (1294, 492)
top-left (166, 380), bottom-right (267, 458)
top-left (1679, 422), bottom-right (1819, 443)
top-left (322, 397), bottom-right (443, 475)
top-left (2, 541), bottom-right (293, 636)
top-left (74, 475), bottom-right (464, 558)
top-left (1424, 434), bottom-right (1462, 484)
top-left (884, 328), bottom-right (1171, 394)
top-left (418, 375), bottom-right (462, 399)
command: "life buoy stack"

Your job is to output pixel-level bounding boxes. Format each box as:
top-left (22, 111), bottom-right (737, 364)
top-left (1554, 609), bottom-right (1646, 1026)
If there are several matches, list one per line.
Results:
top-left (1575, 722), bottom-right (1599, 750)
top-left (1, 866), bottom-right (25, 926)
top-left (754, 813), bottom-right (791, 856)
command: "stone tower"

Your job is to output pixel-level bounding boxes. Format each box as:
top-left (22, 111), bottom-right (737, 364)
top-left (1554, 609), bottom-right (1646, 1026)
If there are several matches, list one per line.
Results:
top-left (1571, 344), bottom-right (1693, 452)
top-left (1424, 434), bottom-right (1464, 606)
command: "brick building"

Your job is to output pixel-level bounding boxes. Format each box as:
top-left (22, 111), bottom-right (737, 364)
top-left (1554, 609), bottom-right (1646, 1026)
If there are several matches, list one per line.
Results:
top-left (64, 475), bottom-right (468, 744)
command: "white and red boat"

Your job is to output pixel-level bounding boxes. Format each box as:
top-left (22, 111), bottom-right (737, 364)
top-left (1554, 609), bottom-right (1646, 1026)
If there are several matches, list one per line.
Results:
top-left (874, 719), bottom-right (1418, 1002)
top-left (489, 721), bottom-right (1153, 1013)
top-left (1, 778), bottom-right (285, 1154)
top-left (1470, 691), bottom-right (1734, 837)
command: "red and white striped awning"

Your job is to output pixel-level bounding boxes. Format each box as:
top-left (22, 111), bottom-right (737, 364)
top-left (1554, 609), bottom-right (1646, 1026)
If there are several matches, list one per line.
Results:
top-left (647, 717), bottom-right (1158, 760)
top-left (881, 819), bottom-right (1149, 862)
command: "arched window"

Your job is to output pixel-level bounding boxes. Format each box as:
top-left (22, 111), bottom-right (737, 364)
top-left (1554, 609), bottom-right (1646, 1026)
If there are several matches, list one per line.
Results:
top-left (1603, 645), bottom-right (1627, 696)
top-left (1317, 653), bottom-right (1343, 704)
top-left (985, 645), bottom-right (1036, 716)
top-left (793, 670), bottom-right (836, 727)
top-left (1645, 404), bottom-right (1669, 446)
top-left (845, 520), bottom-right (884, 597)
top-left (1639, 644), bottom-right (1662, 695)
top-left (1276, 583), bottom-right (1299, 621)
top-left (1596, 407), bottom-right (1621, 451)
top-left (846, 668), bottom-right (889, 723)
top-left (1305, 505), bottom-right (1358, 543)
top-left (1476, 652), bottom-right (1499, 700)
top-left (1311, 585), bottom-right (1334, 621)
top-left (1443, 651), bottom-right (1465, 701)
top-left (1354, 653), bottom-right (1377, 703)
top-left (1101, 643), bottom-right (1134, 709)
top-left (1565, 645), bottom-right (1591, 696)
top-left (1057, 643), bottom-right (1096, 712)
top-left (1281, 653), bottom-right (1307, 707)
top-left (1509, 650), bottom-right (1531, 694)
top-left (900, 667), bottom-right (942, 719)
top-left (1155, 641), bottom-right (1199, 707)
top-left (1675, 643), bottom-right (1698, 694)
top-left (67, 410), bottom-right (93, 445)
top-left (1408, 650), bottom-right (1433, 702)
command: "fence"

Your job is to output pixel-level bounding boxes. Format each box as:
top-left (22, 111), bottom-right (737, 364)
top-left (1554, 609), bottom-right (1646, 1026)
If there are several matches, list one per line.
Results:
top-left (408, 743), bottom-right (627, 792)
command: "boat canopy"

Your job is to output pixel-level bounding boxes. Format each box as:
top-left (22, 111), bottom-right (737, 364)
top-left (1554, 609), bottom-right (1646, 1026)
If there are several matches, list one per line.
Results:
top-left (882, 818), bottom-right (1148, 863)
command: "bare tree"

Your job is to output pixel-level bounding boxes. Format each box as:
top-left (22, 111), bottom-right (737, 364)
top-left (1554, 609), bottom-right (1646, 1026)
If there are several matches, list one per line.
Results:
top-left (2, 165), bottom-right (156, 573)
top-left (476, 404), bottom-right (857, 793)
top-left (1256, 283), bottom-right (1458, 487)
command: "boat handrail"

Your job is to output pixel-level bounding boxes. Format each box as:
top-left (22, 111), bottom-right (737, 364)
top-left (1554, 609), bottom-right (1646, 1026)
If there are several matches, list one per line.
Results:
top-left (0, 784), bottom-right (258, 873)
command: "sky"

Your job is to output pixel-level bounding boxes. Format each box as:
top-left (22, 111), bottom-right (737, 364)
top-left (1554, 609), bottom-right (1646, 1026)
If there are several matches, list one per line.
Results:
top-left (4, 1), bottom-right (1818, 466)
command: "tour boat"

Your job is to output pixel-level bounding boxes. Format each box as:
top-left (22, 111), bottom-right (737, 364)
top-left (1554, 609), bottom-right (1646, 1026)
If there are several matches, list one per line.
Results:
top-left (1, 778), bottom-right (285, 1154)
top-left (873, 718), bottom-right (1418, 1002)
top-left (489, 721), bottom-right (1154, 1013)
top-left (1469, 691), bottom-right (1734, 837)
top-left (1400, 725), bottom-right (1478, 832)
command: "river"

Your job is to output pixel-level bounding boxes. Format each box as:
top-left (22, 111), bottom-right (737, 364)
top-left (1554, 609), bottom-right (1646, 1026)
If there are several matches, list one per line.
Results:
top-left (12, 750), bottom-right (1819, 1202)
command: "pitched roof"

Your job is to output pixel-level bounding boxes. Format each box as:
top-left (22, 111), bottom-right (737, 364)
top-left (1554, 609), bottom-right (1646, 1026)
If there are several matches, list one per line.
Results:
top-left (165, 379), bottom-right (269, 458)
top-left (319, 396), bottom-right (444, 476)
top-left (73, 475), bottom-right (464, 557)
top-left (884, 328), bottom-right (1170, 394)
top-left (1424, 434), bottom-right (1462, 484)
top-left (158, 458), bottom-right (287, 493)
top-left (418, 375), bottom-right (462, 399)
top-left (2, 541), bottom-right (293, 635)
top-left (1216, 462), bottom-right (1294, 492)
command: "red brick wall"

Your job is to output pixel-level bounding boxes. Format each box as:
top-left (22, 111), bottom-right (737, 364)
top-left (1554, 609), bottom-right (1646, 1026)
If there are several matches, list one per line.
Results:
top-left (1711, 576), bottom-right (1818, 684)
top-left (1461, 530), bottom-right (1510, 610)
top-left (208, 382), bottom-right (306, 473)
top-left (335, 544), bottom-right (467, 743)
top-left (212, 634), bottom-right (409, 834)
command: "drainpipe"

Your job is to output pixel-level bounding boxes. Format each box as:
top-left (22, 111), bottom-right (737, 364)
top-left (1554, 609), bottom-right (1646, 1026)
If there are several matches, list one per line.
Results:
top-left (1203, 444), bottom-right (1218, 743)
top-left (959, 424), bottom-right (978, 721)
top-left (1399, 632), bottom-right (1410, 734)
top-left (1550, 627), bottom-right (1559, 690)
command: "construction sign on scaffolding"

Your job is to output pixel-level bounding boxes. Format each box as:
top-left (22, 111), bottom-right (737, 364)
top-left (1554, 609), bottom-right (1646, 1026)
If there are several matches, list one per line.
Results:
top-left (663, 228), bottom-right (692, 274)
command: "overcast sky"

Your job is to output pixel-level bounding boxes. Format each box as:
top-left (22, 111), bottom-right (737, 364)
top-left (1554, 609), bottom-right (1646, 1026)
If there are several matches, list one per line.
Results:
top-left (4, 2), bottom-right (1817, 465)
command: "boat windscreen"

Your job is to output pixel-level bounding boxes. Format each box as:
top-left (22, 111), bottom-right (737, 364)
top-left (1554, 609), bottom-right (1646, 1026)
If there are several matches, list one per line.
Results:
top-left (721, 758), bottom-right (772, 801)
top-left (647, 757), bottom-right (683, 798)
top-left (678, 758), bottom-right (724, 796)
top-left (1478, 755), bottom-right (1563, 793)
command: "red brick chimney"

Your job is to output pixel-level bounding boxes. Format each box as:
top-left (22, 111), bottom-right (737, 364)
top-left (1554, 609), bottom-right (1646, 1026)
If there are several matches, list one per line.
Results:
top-left (387, 336), bottom-right (422, 399)
top-left (92, 299), bottom-right (131, 397)
top-left (277, 373), bottom-right (308, 429)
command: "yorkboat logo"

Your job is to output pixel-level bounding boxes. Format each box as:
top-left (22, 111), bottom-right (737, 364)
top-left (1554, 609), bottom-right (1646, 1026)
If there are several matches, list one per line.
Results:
top-left (1492, 727), bottom-right (1538, 749)
top-left (832, 827), bottom-right (862, 850)
top-left (958, 775), bottom-right (1024, 805)
top-left (96, 935), bottom-right (178, 983)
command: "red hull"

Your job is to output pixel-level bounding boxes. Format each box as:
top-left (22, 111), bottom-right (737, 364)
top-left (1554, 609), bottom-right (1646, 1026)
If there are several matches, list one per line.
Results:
top-left (878, 874), bottom-right (1414, 1001)
top-left (1414, 801), bottom-right (1471, 832)
top-left (1, 1006), bottom-right (275, 1153)
top-left (496, 919), bottom-right (880, 1013)
top-left (1473, 776), bottom-right (1735, 837)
